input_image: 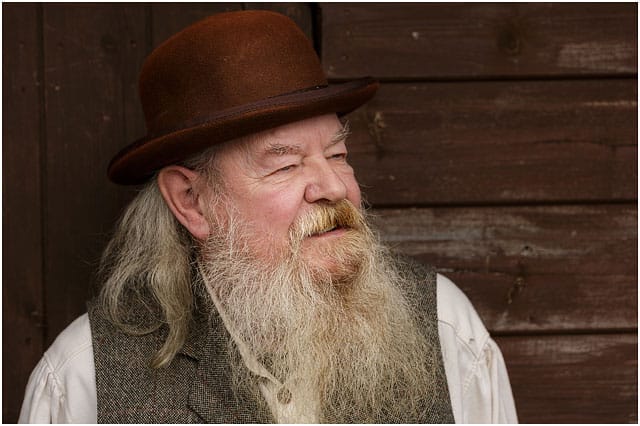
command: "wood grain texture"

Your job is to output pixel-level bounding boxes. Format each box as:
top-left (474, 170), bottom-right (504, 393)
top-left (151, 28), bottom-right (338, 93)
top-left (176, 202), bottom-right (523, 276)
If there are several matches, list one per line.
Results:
top-left (42, 4), bottom-right (148, 345)
top-left (372, 204), bottom-right (637, 333)
top-left (321, 3), bottom-right (637, 80)
top-left (346, 79), bottom-right (637, 206)
top-left (2, 4), bottom-right (45, 422)
top-left (497, 333), bottom-right (637, 423)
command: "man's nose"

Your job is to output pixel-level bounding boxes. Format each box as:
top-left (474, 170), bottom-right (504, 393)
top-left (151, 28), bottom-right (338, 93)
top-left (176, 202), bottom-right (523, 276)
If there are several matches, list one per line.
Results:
top-left (304, 159), bottom-right (348, 204)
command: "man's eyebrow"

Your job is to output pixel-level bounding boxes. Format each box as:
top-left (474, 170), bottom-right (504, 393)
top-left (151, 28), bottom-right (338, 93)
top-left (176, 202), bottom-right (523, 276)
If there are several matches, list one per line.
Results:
top-left (263, 143), bottom-right (302, 156)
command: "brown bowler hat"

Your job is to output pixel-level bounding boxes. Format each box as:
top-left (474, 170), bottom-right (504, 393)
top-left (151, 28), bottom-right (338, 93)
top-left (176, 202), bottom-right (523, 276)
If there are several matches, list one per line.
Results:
top-left (108, 10), bottom-right (379, 185)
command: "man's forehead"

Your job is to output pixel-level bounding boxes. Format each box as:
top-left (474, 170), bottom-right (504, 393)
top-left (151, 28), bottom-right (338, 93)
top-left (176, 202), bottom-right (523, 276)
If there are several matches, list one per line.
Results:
top-left (258, 119), bottom-right (350, 155)
top-left (219, 117), bottom-right (348, 160)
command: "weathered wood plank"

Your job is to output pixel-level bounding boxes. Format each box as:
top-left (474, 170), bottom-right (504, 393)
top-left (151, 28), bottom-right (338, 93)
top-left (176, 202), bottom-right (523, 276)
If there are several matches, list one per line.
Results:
top-left (496, 333), bottom-right (637, 423)
top-left (346, 79), bottom-right (637, 205)
top-left (322, 3), bottom-right (637, 79)
top-left (2, 5), bottom-right (44, 422)
top-left (371, 204), bottom-right (637, 333)
top-left (42, 4), bottom-right (148, 345)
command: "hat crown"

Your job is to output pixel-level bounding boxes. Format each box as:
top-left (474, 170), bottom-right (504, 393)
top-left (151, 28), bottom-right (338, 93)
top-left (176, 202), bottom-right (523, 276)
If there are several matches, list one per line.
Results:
top-left (108, 10), bottom-right (378, 185)
top-left (139, 10), bottom-right (327, 137)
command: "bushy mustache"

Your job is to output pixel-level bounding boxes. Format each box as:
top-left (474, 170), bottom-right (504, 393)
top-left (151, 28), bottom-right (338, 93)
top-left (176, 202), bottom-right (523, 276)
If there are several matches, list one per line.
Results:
top-left (288, 199), bottom-right (366, 244)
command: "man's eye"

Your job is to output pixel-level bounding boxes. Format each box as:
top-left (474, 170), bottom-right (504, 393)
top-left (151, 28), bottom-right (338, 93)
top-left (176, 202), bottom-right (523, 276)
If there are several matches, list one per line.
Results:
top-left (330, 153), bottom-right (347, 161)
top-left (276, 164), bottom-right (296, 173)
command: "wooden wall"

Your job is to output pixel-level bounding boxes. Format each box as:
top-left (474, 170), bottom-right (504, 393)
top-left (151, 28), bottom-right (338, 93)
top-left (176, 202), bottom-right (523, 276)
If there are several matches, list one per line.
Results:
top-left (3, 3), bottom-right (637, 423)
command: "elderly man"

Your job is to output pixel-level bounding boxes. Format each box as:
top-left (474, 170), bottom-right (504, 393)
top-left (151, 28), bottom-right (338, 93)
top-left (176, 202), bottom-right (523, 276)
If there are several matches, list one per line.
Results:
top-left (19, 10), bottom-right (517, 424)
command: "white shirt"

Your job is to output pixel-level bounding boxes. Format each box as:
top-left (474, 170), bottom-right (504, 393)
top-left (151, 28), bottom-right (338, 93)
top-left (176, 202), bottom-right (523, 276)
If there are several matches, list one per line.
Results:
top-left (18, 274), bottom-right (518, 423)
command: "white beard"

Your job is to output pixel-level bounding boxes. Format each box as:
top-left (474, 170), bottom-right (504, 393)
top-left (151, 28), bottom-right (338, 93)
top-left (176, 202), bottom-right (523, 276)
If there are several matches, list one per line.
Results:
top-left (198, 200), bottom-right (440, 422)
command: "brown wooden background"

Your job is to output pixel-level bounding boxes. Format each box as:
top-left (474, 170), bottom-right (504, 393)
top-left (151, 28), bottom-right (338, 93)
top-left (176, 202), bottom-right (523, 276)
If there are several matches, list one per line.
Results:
top-left (3, 3), bottom-right (637, 423)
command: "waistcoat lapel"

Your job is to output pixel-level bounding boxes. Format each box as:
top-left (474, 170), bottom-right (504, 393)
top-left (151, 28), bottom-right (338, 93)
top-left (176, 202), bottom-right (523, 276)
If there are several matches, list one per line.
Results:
top-left (88, 297), bottom-right (271, 423)
top-left (184, 305), bottom-right (272, 423)
top-left (403, 257), bottom-right (455, 423)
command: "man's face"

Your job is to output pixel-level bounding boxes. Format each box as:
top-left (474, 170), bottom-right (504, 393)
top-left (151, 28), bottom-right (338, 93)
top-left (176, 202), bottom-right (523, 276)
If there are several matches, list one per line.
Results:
top-left (207, 114), bottom-right (362, 271)
top-left (197, 116), bottom-right (438, 423)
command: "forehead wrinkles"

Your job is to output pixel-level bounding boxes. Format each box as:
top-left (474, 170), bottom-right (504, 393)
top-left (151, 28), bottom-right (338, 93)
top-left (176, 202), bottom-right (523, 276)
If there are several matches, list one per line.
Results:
top-left (262, 119), bottom-right (351, 157)
top-left (219, 118), bottom-right (351, 170)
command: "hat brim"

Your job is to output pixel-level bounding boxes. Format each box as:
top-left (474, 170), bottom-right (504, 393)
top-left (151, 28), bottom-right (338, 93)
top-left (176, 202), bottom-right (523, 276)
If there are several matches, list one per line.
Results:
top-left (107, 77), bottom-right (379, 185)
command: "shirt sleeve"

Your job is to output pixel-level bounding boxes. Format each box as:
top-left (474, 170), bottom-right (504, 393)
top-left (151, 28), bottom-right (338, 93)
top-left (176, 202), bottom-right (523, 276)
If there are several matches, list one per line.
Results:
top-left (18, 354), bottom-right (66, 423)
top-left (18, 314), bottom-right (97, 424)
top-left (437, 274), bottom-right (518, 423)
top-left (463, 337), bottom-right (518, 423)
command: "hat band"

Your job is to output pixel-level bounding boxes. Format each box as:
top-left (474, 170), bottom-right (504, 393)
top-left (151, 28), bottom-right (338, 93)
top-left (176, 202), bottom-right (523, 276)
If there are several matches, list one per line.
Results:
top-left (142, 78), bottom-right (373, 144)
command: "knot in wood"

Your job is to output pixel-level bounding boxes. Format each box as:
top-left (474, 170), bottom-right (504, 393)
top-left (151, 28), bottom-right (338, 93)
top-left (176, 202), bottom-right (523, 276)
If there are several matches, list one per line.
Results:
top-left (497, 28), bottom-right (522, 56)
top-left (100, 34), bottom-right (118, 53)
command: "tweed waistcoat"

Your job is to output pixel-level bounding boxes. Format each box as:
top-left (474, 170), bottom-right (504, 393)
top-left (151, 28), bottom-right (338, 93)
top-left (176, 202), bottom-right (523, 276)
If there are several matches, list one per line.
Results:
top-left (88, 259), bottom-right (454, 423)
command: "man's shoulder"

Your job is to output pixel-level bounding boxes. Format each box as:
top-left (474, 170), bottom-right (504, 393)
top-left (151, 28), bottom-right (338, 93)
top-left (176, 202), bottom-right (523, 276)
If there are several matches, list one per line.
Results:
top-left (395, 257), bottom-right (490, 355)
top-left (20, 314), bottom-right (97, 423)
top-left (44, 313), bottom-right (94, 372)
top-left (436, 274), bottom-right (490, 358)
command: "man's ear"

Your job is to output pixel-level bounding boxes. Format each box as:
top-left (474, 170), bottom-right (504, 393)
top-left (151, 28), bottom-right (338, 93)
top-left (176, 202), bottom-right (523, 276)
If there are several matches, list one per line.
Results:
top-left (157, 165), bottom-right (210, 241)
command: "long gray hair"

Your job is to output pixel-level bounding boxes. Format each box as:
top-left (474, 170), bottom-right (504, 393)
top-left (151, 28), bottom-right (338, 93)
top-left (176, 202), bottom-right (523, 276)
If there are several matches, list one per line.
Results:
top-left (97, 149), bottom-right (219, 368)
